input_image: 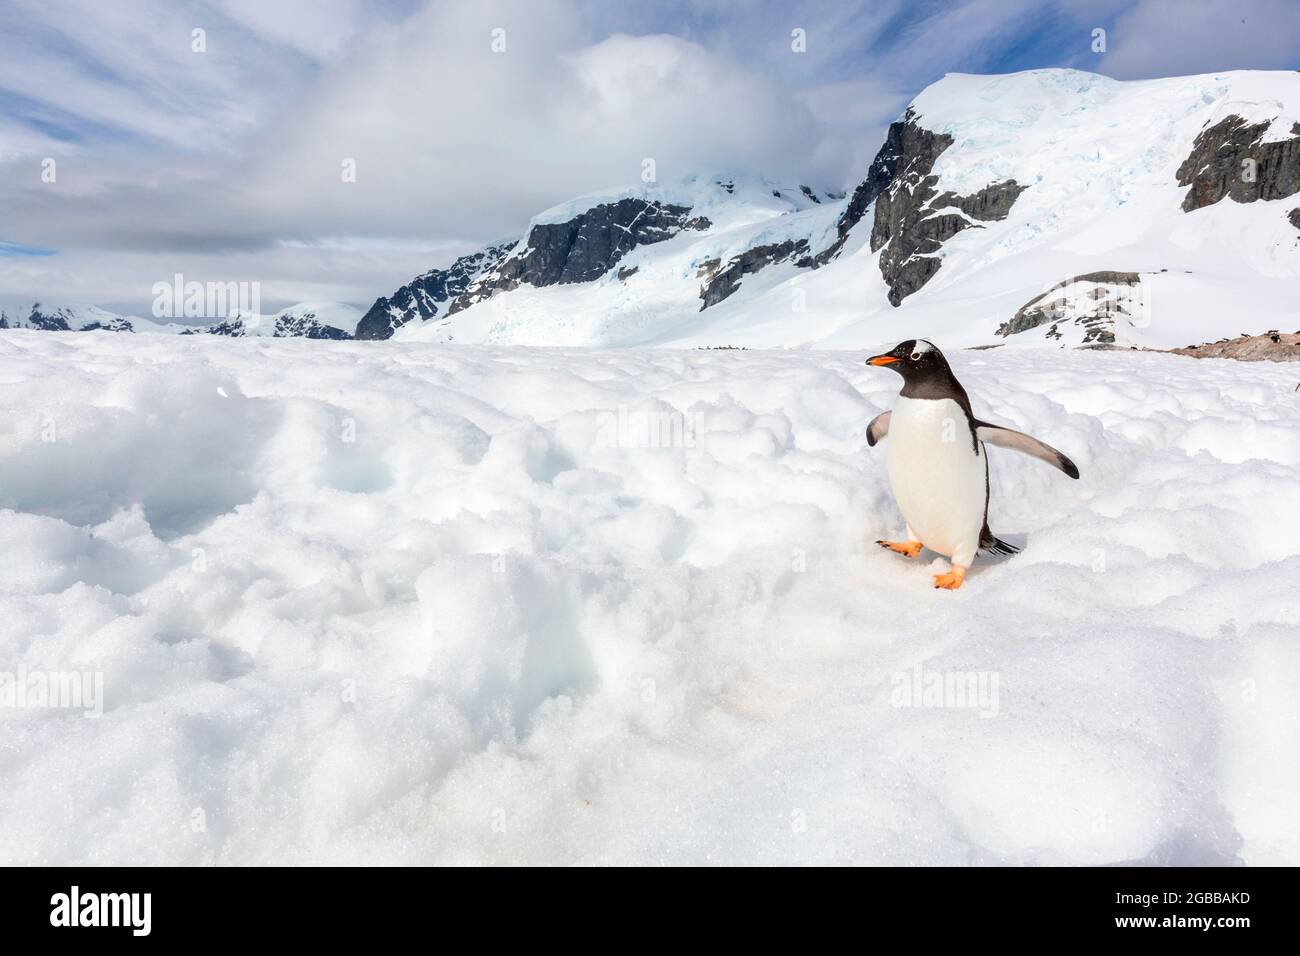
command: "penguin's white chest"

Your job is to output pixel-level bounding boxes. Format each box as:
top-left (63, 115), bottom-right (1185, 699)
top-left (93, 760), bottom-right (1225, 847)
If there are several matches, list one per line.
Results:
top-left (885, 396), bottom-right (987, 560)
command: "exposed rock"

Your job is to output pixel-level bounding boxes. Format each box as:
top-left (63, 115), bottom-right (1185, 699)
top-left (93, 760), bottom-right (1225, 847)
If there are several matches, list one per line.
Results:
top-left (698, 239), bottom-right (810, 309)
top-left (1290, 207), bottom-right (1300, 231)
top-left (24, 308), bottom-right (73, 331)
top-left (801, 108), bottom-right (1026, 304)
top-left (1172, 330), bottom-right (1300, 361)
top-left (180, 319), bottom-right (243, 336)
top-left (1177, 115), bottom-right (1300, 211)
top-left (872, 175), bottom-right (1026, 306)
top-left (2, 305), bottom-right (135, 332)
top-left (182, 311), bottom-right (352, 339)
top-left (358, 198), bottom-right (713, 338)
top-left (78, 318), bottom-right (135, 333)
top-left (803, 109), bottom-right (923, 267)
top-left (617, 265), bottom-right (638, 281)
top-left (355, 242), bottom-right (512, 340)
top-left (695, 258), bottom-right (721, 287)
top-left (998, 271), bottom-right (1142, 343)
top-left (272, 309), bottom-right (353, 340)
top-left (454, 200), bottom-right (706, 314)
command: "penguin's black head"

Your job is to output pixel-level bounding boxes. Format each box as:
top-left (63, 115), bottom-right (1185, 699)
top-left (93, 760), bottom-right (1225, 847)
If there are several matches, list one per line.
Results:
top-left (866, 339), bottom-right (966, 402)
top-left (866, 339), bottom-right (949, 379)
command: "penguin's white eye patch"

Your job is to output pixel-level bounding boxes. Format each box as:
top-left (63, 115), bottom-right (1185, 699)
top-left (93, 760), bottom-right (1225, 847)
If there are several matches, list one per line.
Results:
top-left (910, 351), bottom-right (922, 361)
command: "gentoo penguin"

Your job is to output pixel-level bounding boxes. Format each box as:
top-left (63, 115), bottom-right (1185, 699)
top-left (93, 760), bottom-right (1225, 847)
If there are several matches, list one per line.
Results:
top-left (865, 339), bottom-right (1079, 590)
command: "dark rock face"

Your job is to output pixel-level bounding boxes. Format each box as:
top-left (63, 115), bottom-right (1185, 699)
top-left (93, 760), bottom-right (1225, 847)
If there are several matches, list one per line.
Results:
top-left (455, 199), bottom-right (707, 311)
top-left (1177, 115), bottom-right (1300, 211)
top-left (355, 243), bottom-right (512, 340)
top-left (998, 271), bottom-right (1142, 343)
top-left (698, 239), bottom-right (810, 309)
top-left (274, 310), bottom-right (352, 340)
top-left (183, 312), bottom-right (352, 339)
top-left (1289, 207), bottom-right (1300, 231)
top-left (78, 318), bottom-right (135, 333)
top-left (872, 170), bottom-right (1026, 306)
top-left (24, 308), bottom-right (72, 331)
top-left (800, 108), bottom-right (1026, 305)
top-left (359, 198), bottom-right (709, 338)
top-left (803, 110), bottom-right (922, 268)
top-left (0, 305), bottom-right (134, 332)
top-left (181, 319), bottom-right (244, 336)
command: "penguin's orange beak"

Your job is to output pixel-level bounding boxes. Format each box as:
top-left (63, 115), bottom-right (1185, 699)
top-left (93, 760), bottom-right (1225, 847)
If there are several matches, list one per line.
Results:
top-left (867, 354), bottom-right (899, 366)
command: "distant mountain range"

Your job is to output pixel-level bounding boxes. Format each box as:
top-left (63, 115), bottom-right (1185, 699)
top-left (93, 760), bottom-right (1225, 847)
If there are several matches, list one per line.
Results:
top-left (7, 68), bottom-right (1300, 351)
top-left (0, 302), bottom-right (358, 339)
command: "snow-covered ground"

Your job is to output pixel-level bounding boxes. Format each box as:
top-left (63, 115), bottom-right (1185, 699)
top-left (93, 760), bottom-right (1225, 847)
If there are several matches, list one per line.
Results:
top-left (1, 332), bottom-right (1297, 865)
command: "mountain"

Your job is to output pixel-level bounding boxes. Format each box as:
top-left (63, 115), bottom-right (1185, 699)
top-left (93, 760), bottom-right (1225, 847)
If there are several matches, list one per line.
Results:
top-left (180, 302), bottom-right (359, 339)
top-left (8, 69), bottom-right (1299, 351)
top-left (370, 68), bottom-right (1300, 351)
top-left (0, 303), bottom-right (166, 333)
top-left (355, 177), bottom-right (839, 341)
top-left (0, 302), bottom-right (359, 339)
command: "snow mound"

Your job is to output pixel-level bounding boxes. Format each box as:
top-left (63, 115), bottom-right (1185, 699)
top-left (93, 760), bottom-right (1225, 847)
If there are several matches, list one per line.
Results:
top-left (0, 333), bottom-right (1296, 864)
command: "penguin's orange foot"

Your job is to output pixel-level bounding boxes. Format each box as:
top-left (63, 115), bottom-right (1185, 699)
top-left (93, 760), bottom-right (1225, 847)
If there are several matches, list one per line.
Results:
top-left (933, 567), bottom-right (966, 590)
top-left (877, 539), bottom-right (923, 559)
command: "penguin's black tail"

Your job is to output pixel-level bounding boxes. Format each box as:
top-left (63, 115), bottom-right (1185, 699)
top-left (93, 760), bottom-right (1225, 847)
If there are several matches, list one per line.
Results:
top-left (979, 529), bottom-right (1021, 557)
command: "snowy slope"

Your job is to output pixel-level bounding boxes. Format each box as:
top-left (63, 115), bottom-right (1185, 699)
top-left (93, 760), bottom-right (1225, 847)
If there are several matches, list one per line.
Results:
top-left (392, 69), bottom-right (1300, 351)
top-left (393, 174), bottom-right (843, 346)
top-left (1, 333), bottom-right (1296, 865)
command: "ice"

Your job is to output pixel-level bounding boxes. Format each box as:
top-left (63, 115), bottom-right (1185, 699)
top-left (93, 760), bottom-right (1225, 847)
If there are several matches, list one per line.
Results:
top-left (0, 332), bottom-right (1295, 865)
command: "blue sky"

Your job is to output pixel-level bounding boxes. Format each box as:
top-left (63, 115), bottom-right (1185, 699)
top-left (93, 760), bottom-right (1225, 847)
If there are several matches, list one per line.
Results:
top-left (2, 0), bottom-right (1298, 313)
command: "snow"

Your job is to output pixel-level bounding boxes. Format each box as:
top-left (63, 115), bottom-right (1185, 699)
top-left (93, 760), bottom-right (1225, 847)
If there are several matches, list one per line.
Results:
top-left (1, 331), bottom-right (1296, 865)
top-left (398, 68), bottom-right (1300, 353)
top-left (528, 173), bottom-right (835, 228)
top-left (272, 301), bottom-right (362, 333)
top-left (0, 301), bottom-right (363, 336)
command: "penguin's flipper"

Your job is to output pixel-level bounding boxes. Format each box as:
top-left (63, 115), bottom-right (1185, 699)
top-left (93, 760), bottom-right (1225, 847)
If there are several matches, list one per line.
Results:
top-left (866, 411), bottom-right (891, 447)
top-left (975, 422), bottom-right (1080, 478)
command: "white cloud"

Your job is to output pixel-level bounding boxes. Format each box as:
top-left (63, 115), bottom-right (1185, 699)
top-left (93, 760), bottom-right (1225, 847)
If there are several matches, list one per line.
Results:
top-left (4, 0), bottom-right (1299, 313)
top-left (1099, 0), bottom-right (1300, 79)
top-left (1, 0), bottom-right (843, 310)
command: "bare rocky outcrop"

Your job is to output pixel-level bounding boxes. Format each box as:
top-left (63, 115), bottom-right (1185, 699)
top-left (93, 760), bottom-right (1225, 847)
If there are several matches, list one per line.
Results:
top-left (462, 199), bottom-right (704, 301)
top-left (357, 199), bottom-right (710, 338)
top-left (998, 271), bottom-right (1143, 344)
top-left (698, 239), bottom-right (810, 309)
top-left (355, 242), bottom-right (513, 340)
top-left (798, 108), bottom-right (1027, 305)
top-left (1176, 115), bottom-right (1300, 211)
top-left (872, 175), bottom-right (1026, 306)
top-left (801, 110), bottom-right (927, 269)
top-left (1172, 330), bottom-right (1300, 361)
top-left (0, 305), bottom-right (134, 332)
